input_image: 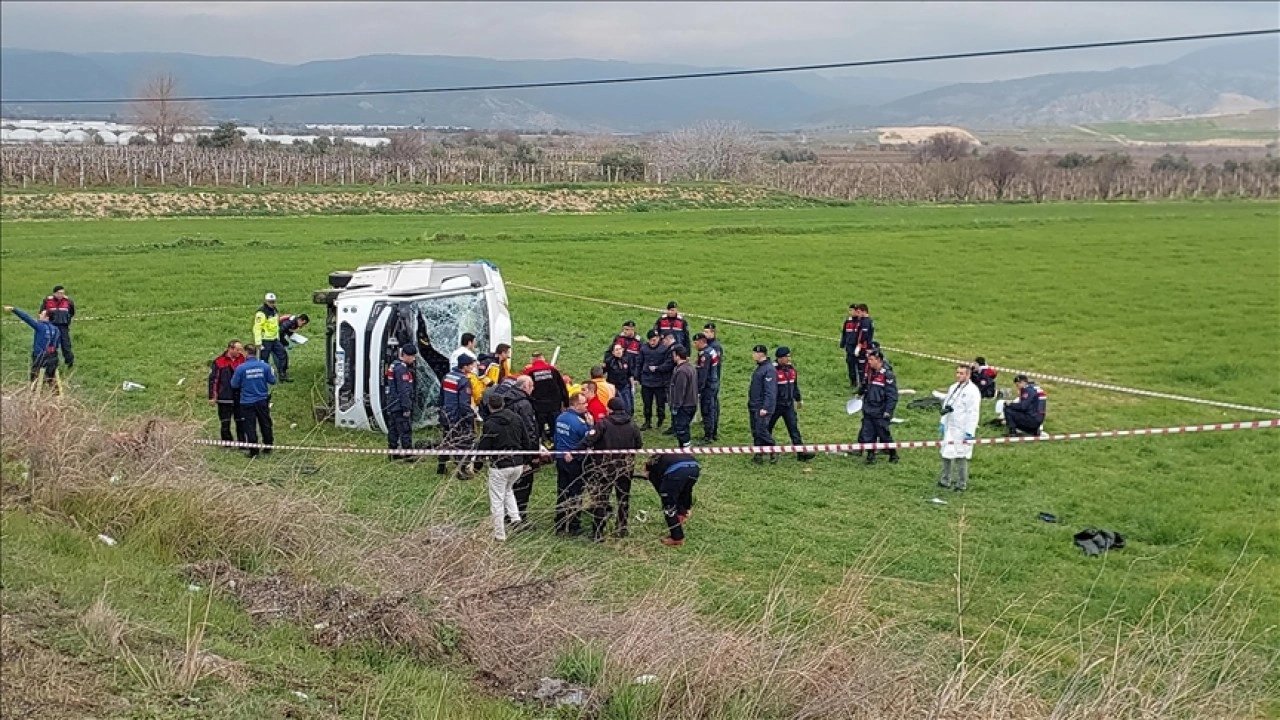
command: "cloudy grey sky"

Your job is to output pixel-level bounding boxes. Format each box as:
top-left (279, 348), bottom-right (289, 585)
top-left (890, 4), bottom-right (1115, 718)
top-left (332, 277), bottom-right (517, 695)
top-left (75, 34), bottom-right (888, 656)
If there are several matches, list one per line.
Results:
top-left (1, 1), bottom-right (1274, 81)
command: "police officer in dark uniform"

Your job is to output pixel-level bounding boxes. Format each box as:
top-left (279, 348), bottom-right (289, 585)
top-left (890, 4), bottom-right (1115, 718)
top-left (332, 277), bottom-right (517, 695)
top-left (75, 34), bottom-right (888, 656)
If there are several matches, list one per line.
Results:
top-left (693, 332), bottom-right (721, 443)
top-left (770, 347), bottom-right (815, 462)
top-left (839, 304), bottom-right (860, 393)
top-left (858, 350), bottom-right (899, 465)
top-left (1002, 374), bottom-right (1047, 436)
top-left (654, 302), bottom-right (691, 350)
top-left (385, 344), bottom-right (418, 462)
top-left (606, 320), bottom-right (643, 366)
top-left (643, 452), bottom-right (700, 547)
top-left (748, 344), bottom-right (778, 465)
top-left (854, 304), bottom-right (875, 395)
top-left (40, 285), bottom-right (76, 369)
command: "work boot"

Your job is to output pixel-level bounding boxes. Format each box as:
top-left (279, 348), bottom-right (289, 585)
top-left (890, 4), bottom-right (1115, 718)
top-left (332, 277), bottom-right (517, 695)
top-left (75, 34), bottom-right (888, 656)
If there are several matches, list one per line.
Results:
top-left (797, 452), bottom-right (816, 462)
top-left (888, 451), bottom-right (900, 464)
top-left (660, 537), bottom-right (684, 547)
top-left (752, 454), bottom-right (764, 465)
top-left (769, 454), bottom-right (778, 465)
top-left (436, 459), bottom-right (448, 475)
top-left (864, 451), bottom-right (876, 465)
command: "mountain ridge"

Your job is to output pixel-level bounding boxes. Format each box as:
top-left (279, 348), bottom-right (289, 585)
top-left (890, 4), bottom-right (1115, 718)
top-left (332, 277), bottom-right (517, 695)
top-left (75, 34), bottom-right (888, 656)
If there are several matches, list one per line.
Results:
top-left (1, 39), bottom-right (1275, 131)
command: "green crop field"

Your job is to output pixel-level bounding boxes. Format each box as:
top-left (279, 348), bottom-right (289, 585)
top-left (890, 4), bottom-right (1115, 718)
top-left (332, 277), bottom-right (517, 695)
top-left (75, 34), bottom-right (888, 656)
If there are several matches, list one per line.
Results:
top-left (3, 199), bottom-right (1279, 718)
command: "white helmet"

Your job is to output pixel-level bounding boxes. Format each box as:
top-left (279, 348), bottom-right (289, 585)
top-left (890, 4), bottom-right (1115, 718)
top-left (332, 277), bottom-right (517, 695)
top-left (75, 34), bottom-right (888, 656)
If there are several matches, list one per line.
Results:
top-left (264, 292), bottom-right (277, 302)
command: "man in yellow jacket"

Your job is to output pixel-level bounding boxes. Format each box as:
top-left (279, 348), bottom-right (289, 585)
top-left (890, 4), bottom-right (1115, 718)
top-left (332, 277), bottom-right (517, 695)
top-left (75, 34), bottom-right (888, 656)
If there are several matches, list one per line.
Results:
top-left (253, 293), bottom-right (289, 382)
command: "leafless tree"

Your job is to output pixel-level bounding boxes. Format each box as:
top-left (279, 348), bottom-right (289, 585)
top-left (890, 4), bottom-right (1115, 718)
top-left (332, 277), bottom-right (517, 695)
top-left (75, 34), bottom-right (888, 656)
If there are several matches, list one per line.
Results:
top-left (981, 148), bottom-right (1024, 200)
top-left (128, 73), bottom-right (201, 146)
top-left (943, 159), bottom-right (981, 201)
top-left (916, 132), bottom-right (973, 164)
top-left (381, 131), bottom-right (431, 161)
top-left (1092, 152), bottom-right (1132, 200)
top-left (1025, 156), bottom-right (1054, 203)
top-left (654, 121), bottom-right (760, 181)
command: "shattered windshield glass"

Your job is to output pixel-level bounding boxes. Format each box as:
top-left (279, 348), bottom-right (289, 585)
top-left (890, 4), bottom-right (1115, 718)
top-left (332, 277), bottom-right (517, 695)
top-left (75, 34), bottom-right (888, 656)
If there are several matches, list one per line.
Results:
top-left (385, 292), bottom-right (491, 429)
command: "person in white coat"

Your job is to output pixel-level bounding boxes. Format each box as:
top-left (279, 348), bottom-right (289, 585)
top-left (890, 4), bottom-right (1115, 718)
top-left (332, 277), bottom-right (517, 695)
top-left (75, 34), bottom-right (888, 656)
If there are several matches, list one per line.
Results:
top-left (939, 365), bottom-right (982, 491)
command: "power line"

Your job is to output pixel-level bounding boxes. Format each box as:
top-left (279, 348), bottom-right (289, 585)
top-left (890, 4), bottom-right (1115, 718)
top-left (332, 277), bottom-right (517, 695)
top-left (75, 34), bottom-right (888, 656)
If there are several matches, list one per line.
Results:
top-left (3, 28), bottom-right (1276, 105)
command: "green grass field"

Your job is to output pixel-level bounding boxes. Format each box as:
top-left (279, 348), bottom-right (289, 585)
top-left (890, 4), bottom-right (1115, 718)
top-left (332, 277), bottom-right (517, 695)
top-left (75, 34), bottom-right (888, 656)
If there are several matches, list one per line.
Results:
top-left (1084, 111), bottom-right (1280, 144)
top-left (3, 199), bottom-right (1279, 717)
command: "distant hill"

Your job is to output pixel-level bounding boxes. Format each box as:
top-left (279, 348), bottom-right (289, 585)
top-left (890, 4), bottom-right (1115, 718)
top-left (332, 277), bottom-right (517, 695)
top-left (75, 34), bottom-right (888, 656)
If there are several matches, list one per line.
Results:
top-left (1, 39), bottom-right (1276, 131)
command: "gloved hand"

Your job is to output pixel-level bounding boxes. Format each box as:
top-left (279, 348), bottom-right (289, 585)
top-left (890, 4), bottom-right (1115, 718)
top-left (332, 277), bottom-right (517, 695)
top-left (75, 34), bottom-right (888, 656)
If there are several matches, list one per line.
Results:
top-left (938, 422), bottom-right (946, 437)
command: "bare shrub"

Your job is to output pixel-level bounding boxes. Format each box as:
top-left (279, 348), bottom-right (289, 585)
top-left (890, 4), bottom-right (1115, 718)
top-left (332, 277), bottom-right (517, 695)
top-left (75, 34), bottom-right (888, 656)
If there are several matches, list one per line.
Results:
top-left (917, 132), bottom-right (974, 164)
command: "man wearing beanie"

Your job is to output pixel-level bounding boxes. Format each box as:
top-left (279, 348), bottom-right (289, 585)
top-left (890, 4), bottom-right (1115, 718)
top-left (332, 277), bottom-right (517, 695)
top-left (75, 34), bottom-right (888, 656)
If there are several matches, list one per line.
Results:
top-left (574, 396), bottom-right (643, 542)
top-left (385, 344), bottom-right (419, 462)
top-left (40, 285), bottom-right (76, 368)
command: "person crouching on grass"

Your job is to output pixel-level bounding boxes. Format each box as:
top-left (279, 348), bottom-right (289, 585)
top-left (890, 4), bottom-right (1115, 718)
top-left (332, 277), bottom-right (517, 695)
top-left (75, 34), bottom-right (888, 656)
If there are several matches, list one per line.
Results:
top-left (644, 452), bottom-right (700, 547)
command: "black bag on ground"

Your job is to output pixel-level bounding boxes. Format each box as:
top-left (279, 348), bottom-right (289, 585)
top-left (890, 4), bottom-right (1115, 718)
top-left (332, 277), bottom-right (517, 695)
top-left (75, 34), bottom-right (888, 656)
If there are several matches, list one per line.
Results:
top-left (1073, 528), bottom-right (1126, 556)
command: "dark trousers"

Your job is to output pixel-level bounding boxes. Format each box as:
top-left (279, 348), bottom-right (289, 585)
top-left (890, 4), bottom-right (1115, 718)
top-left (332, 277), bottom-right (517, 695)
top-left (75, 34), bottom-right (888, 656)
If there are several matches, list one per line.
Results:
top-left (1004, 407), bottom-right (1043, 435)
top-left (54, 325), bottom-right (74, 366)
top-left (586, 459), bottom-right (633, 538)
top-left (670, 405), bottom-right (696, 446)
top-left (513, 465), bottom-right (537, 517)
top-left (261, 339), bottom-right (288, 377)
top-left (750, 410), bottom-right (776, 447)
top-left (436, 419), bottom-right (476, 474)
top-left (616, 384), bottom-right (635, 415)
top-left (699, 385), bottom-right (720, 439)
top-left (29, 350), bottom-right (58, 385)
top-left (555, 458), bottom-right (585, 534)
top-left (846, 352), bottom-right (860, 390)
top-left (217, 402), bottom-right (247, 444)
top-left (641, 385), bottom-right (667, 425)
top-left (769, 403), bottom-right (803, 445)
top-left (240, 400), bottom-right (274, 457)
top-left (386, 412), bottom-right (413, 457)
top-left (534, 408), bottom-right (558, 444)
top-left (653, 466), bottom-right (699, 541)
top-left (858, 414), bottom-right (896, 459)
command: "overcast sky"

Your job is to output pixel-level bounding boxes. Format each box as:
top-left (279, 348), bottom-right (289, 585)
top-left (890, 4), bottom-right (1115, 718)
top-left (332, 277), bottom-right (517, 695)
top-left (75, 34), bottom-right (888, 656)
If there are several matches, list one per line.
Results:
top-left (1, 1), bottom-right (1274, 81)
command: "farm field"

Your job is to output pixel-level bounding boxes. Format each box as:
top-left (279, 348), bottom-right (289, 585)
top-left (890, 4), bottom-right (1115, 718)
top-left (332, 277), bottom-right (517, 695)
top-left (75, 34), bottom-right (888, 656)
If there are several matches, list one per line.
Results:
top-left (2, 199), bottom-right (1279, 717)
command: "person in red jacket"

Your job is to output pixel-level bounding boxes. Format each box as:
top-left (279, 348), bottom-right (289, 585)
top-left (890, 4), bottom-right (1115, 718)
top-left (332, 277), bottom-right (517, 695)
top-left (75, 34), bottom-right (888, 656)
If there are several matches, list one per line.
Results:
top-left (522, 352), bottom-right (570, 443)
top-left (40, 285), bottom-right (76, 368)
top-left (580, 380), bottom-right (609, 422)
top-left (207, 340), bottom-right (247, 445)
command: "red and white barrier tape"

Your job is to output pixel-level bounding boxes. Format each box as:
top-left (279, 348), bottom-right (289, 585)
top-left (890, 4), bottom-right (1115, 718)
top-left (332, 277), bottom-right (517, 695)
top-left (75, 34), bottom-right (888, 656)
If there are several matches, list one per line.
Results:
top-left (1, 299), bottom-right (313, 324)
top-left (193, 418), bottom-right (1280, 457)
top-left (507, 283), bottom-right (1280, 417)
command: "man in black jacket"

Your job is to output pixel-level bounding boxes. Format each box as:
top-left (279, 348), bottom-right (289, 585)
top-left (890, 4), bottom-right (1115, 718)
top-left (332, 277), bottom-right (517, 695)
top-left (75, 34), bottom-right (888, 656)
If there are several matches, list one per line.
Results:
top-left (644, 453), bottom-right (700, 547)
top-left (477, 394), bottom-right (536, 541)
top-left (858, 350), bottom-right (899, 465)
top-left (523, 352), bottom-right (570, 443)
top-left (384, 344), bottom-right (419, 462)
top-left (654, 302), bottom-right (691, 350)
top-left (491, 375), bottom-right (546, 518)
top-left (668, 345), bottom-right (698, 449)
top-left (748, 344), bottom-right (778, 464)
top-left (637, 330), bottom-right (674, 431)
top-left (575, 397), bottom-right (644, 542)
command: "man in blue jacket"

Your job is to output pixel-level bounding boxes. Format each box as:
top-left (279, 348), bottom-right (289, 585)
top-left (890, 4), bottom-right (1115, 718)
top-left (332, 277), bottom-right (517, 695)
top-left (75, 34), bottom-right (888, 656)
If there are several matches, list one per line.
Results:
top-left (437, 354), bottom-right (478, 478)
top-left (5, 305), bottom-right (61, 389)
top-left (553, 392), bottom-right (592, 536)
top-left (230, 344), bottom-right (277, 458)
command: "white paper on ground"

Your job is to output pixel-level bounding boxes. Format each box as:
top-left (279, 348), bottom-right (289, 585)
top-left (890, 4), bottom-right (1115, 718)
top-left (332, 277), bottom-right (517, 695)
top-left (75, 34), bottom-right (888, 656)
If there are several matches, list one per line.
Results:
top-left (289, 332), bottom-right (308, 345)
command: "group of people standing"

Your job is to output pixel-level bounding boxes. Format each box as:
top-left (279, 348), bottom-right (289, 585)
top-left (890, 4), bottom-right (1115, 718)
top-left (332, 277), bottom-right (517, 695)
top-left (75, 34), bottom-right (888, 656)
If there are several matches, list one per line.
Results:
top-left (5, 285), bottom-right (77, 391)
top-left (206, 293), bottom-right (311, 456)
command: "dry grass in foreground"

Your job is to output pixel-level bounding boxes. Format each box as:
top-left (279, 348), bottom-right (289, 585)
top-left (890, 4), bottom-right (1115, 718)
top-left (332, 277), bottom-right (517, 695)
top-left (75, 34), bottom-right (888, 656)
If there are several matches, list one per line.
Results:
top-left (1, 386), bottom-right (1274, 719)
